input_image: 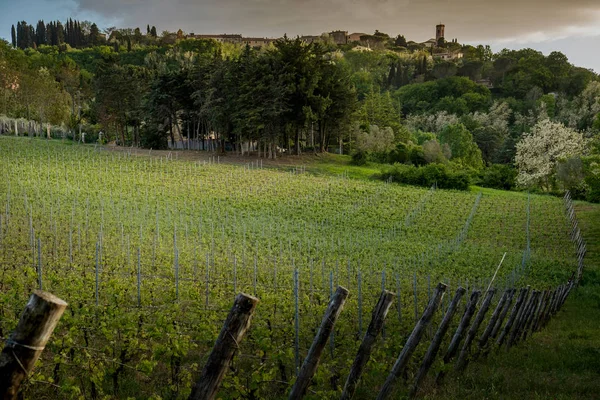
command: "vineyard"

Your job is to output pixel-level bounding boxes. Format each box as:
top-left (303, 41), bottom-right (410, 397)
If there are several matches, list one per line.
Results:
top-left (0, 136), bottom-right (583, 399)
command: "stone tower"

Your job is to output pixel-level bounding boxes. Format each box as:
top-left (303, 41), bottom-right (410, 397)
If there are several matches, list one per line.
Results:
top-left (436, 24), bottom-right (445, 42)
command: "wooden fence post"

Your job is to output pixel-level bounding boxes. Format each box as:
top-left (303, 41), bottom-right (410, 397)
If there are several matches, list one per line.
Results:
top-left (189, 293), bottom-right (259, 400)
top-left (521, 291), bottom-right (542, 341)
top-left (478, 289), bottom-right (510, 351)
top-left (496, 287), bottom-right (527, 347)
top-left (532, 289), bottom-right (550, 333)
top-left (0, 291), bottom-right (68, 400)
top-left (410, 287), bottom-right (465, 398)
top-left (341, 290), bottom-right (394, 400)
top-left (489, 289), bottom-right (515, 340)
top-left (288, 286), bottom-right (349, 400)
top-left (442, 290), bottom-right (480, 365)
top-left (507, 287), bottom-right (532, 348)
top-left (455, 289), bottom-right (496, 372)
top-left (376, 283), bottom-right (446, 400)
top-left (539, 289), bottom-right (557, 329)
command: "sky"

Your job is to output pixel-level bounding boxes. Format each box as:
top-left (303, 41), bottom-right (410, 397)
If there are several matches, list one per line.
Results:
top-left (1, 0), bottom-right (600, 72)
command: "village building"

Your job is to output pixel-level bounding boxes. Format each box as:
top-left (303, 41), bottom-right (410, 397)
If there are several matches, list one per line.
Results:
top-left (348, 32), bottom-right (367, 42)
top-left (329, 30), bottom-right (348, 45)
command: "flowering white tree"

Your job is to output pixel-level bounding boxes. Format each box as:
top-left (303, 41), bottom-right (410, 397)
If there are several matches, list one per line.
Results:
top-left (515, 119), bottom-right (587, 189)
top-left (355, 125), bottom-right (395, 153)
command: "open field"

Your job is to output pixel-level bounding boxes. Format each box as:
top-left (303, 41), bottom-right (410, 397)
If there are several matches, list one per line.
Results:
top-left (0, 137), bottom-right (581, 399)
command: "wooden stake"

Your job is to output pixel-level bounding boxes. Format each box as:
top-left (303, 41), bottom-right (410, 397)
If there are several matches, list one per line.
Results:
top-left (443, 290), bottom-right (480, 364)
top-left (456, 289), bottom-right (496, 371)
top-left (410, 286), bottom-right (465, 398)
top-left (189, 293), bottom-right (259, 400)
top-left (0, 291), bottom-right (67, 399)
top-left (341, 290), bottom-right (394, 400)
top-left (288, 286), bottom-right (349, 400)
top-left (376, 283), bottom-right (446, 400)
top-left (508, 288), bottom-right (533, 348)
top-left (478, 289), bottom-right (510, 351)
top-left (496, 287), bottom-right (527, 347)
top-left (490, 289), bottom-right (515, 340)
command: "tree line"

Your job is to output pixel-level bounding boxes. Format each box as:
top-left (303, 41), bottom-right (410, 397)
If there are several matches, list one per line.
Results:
top-left (1, 23), bottom-right (600, 199)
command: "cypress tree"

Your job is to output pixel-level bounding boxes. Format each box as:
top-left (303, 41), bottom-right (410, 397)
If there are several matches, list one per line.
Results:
top-left (150, 26), bottom-right (157, 37)
top-left (57, 21), bottom-right (65, 44)
top-left (147, 24), bottom-right (150, 35)
top-left (11, 25), bottom-right (16, 47)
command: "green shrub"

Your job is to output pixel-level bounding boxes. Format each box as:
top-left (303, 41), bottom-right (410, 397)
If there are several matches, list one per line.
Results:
top-left (380, 163), bottom-right (471, 190)
top-left (478, 164), bottom-right (517, 190)
top-left (351, 151), bottom-right (368, 166)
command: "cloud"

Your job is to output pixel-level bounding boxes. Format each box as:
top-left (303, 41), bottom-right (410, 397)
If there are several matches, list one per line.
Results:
top-left (72, 0), bottom-right (600, 43)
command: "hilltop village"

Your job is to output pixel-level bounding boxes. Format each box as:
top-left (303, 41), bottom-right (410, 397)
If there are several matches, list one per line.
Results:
top-left (179, 24), bottom-right (463, 60)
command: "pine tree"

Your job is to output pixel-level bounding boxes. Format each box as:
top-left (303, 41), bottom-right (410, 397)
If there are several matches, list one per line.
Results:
top-left (11, 25), bottom-right (16, 47)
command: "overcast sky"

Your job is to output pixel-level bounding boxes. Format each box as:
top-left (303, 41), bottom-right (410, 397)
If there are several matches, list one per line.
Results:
top-left (1, 0), bottom-right (600, 71)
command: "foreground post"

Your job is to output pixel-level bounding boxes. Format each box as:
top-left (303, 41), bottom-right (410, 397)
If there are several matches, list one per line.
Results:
top-left (341, 290), bottom-right (394, 400)
top-left (0, 291), bottom-right (68, 400)
top-left (289, 286), bottom-right (349, 400)
top-left (410, 286), bottom-right (465, 398)
top-left (377, 283), bottom-right (446, 400)
top-left (189, 293), bottom-right (259, 400)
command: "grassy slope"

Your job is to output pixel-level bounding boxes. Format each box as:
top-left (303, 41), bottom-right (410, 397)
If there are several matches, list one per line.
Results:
top-left (417, 203), bottom-right (600, 400)
top-left (304, 156), bottom-right (600, 399)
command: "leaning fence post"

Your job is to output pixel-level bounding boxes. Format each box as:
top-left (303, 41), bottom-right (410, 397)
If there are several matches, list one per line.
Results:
top-left (456, 289), bottom-right (496, 371)
top-left (0, 291), bottom-right (68, 399)
top-left (376, 283), bottom-right (446, 400)
top-left (507, 287), bottom-right (533, 348)
top-left (478, 290), bottom-right (510, 351)
top-left (288, 286), bottom-right (349, 400)
top-left (189, 293), bottom-right (259, 400)
top-left (490, 289), bottom-right (515, 340)
top-left (341, 290), bottom-right (394, 400)
top-left (443, 290), bottom-right (480, 364)
top-left (519, 291), bottom-right (540, 342)
top-left (496, 287), bottom-right (527, 347)
top-left (410, 286), bottom-right (465, 398)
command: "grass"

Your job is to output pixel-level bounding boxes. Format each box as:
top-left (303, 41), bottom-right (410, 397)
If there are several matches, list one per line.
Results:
top-left (303, 153), bottom-right (384, 180)
top-left (418, 201), bottom-right (600, 400)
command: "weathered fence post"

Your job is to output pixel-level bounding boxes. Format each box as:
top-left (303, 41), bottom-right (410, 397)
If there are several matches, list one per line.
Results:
top-left (478, 290), bottom-right (510, 351)
top-left (533, 289), bottom-right (551, 332)
top-left (443, 290), bottom-right (480, 364)
top-left (288, 286), bottom-right (349, 400)
top-left (410, 286), bottom-right (465, 398)
top-left (496, 287), bottom-right (527, 347)
top-left (189, 293), bottom-right (259, 400)
top-left (0, 291), bottom-right (68, 399)
top-left (507, 287), bottom-right (533, 348)
top-left (341, 290), bottom-right (394, 400)
top-left (521, 291), bottom-right (542, 341)
top-left (376, 282), bottom-right (446, 400)
top-left (490, 289), bottom-right (515, 340)
top-left (455, 289), bottom-right (496, 371)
